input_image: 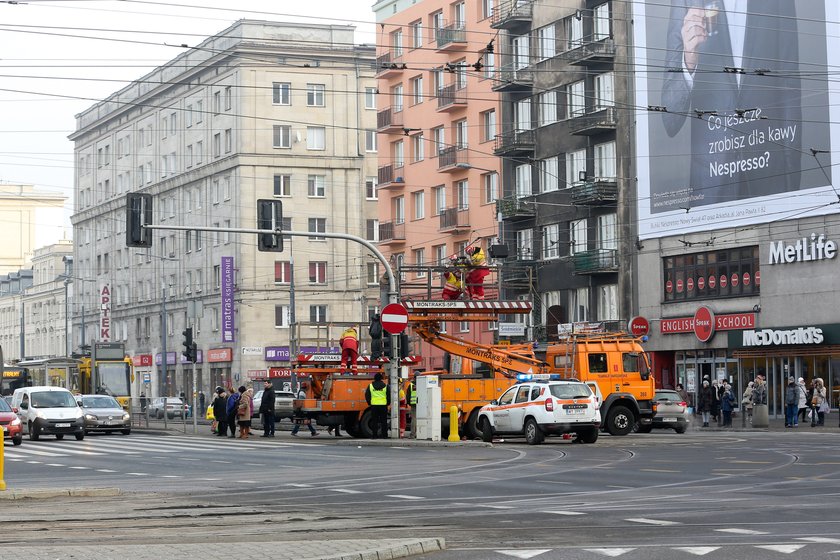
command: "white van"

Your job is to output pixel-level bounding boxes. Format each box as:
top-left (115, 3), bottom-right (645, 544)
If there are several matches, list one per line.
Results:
top-left (12, 386), bottom-right (85, 441)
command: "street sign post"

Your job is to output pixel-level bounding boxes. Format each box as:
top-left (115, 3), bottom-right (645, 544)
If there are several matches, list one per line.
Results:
top-left (381, 303), bottom-right (409, 334)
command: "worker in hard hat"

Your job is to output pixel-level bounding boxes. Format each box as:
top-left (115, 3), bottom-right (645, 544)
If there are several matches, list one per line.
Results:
top-left (465, 246), bottom-right (490, 300)
top-left (339, 326), bottom-right (359, 374)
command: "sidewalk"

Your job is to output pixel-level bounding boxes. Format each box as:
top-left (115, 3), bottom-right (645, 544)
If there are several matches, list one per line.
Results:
top-left (691, 414), bottom-right (840, 432)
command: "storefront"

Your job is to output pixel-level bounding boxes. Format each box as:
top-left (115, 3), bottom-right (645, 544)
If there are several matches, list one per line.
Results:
top-left (132, 354), bottom-right (153, 397)
top-left (208, 347), bottom-right (233, 389)
top-left (179, 350), bottom-right (204, 399)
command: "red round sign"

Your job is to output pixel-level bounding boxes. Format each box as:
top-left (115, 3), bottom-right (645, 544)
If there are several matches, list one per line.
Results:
top-left (693, 306), bottom-right (716, 343)
top-left (380, 303), bottom-right (409, 334)
top-left (628, 316), bottom-right (650, 337)
top-left (666, 280), bottom-right (673, 294)
top-left (720, 275), bottom-right (728, 288)
top-left (697, 276), bottom-right (706, 290)
top-left (731, 273), bottom-right (739, 287)
top-left (687, 278), bottom-right (695, 291)
top-left (676, 279), bottom-right (684, 293)
top-left (755, 270), bottom-right (761, 286)
top-left (708, 275), bottom-right (716, 289)
top-left (743, 272), bottom-right (751, 286)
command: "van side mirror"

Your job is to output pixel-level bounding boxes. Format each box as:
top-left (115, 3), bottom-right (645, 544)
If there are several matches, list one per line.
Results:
top-left (19, 401), bottom-right (28, 410)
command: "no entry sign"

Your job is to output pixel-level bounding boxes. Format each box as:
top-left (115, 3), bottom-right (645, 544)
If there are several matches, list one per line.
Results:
top-left (381, 303), bottom-right (409, 334)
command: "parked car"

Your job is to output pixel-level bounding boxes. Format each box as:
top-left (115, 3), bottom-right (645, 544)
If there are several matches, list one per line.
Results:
top-left (77, 394), bottom-right (131, 435)
top-left (0, 396), bottom-right (22, 445)
top-left (11, 386), bottom-right (85, 441)
top-left (252, 389), bottom-right (295, 420)
top-left (643, 389), bottom-right (690, 434)
top-left (147, 397), bottom-right (190, 419)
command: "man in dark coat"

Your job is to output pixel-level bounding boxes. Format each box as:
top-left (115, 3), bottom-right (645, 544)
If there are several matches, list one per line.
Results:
top-left (259, 380), bottom-right (276, 437)
top-left (698, 380), bottom-right (714, 428)
top-left (212, 386), bottom-right (227, 437)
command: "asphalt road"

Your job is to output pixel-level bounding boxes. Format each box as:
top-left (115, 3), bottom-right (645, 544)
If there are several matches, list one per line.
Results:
top-left (4, 429), bottom-right (840, 559)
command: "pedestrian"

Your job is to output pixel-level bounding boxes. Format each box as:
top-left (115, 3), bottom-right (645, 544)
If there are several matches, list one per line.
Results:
top-left (339, 326), bottom-right (359, 374)
top-left (720, 382), bottom-right (735, 427)
top-left (212, 386), bottom-right (227, 437)
top-left (784, 377), bottom-right (799, 428)
top-left (741, 382), bottom-right (754, 424)
top-left (811, 378), bottom-right (827, 427)
top-left (291, 384), bottom-right (318, 437)
top-left (797, 377), bottom-right (809, 426)
top-left (327, 423), bottom-right (343, 437)
top-left (698, 380), bottom-right (713, 428)
top-left (675, 383), bottom-right (688, 406)
top-left (407, 373), bottom-right (419, 438)
top-left (225, 386), bottom-right (241, 438)
top-left (752, 374), bottom-right (768, 407)
top-left (259, 380), bottom-right (276, 438)
top-left (710, 380), bottom-right (721, 425)
top-left (237, 386), bottom-right (253, 439)
top-left (139, 392), bottom-right (148, 413)
top-left (464, 245), bottom-right (490, 300)
top-left (365, 372), bottom-right (390, 438)
top-left (198, 391), bottom-right (206, 415)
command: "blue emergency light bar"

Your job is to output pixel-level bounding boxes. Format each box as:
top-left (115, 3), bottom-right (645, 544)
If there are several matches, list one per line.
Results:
top-left (516, 373), bottom-right (563, 382)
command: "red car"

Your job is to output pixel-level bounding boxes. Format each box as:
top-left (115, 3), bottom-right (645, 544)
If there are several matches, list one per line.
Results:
top-left (0, 396), bottom-right (23, 445)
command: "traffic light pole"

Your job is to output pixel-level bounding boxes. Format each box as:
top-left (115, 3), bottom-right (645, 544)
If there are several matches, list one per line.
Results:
top-left (141, 224), bottom-right (402, 439)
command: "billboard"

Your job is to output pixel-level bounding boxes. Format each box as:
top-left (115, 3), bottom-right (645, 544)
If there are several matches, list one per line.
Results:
top-left (635, 0), bottom-right (838, 238)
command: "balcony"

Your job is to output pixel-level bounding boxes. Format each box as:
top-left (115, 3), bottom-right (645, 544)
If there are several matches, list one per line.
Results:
top-left (378, 221), bottom-right (406, 245)
top-left (436, 84), bottom-right (468, 112)
top-left (493, 129), bottom-right (535, 155)
top-left (375, 51), bottom-right (404, 78)
top-left (559, 38), bottom-right (616, 66)
top-left (439, 207), bottom-right (470, 232)
top-left (570, 106), bottom-right (617, 136)
top-left (496, 196), bottom-right (535, 220)
top-left (573, 249), bottom-right (619, 274)
top-left (437, 145), bottom-right (469, 172)
top-left (377, 164), bottom-right (406, 190)
top-left (492, 63), bottom-right (533, 92)
top-left (571, 179), bottom-right (618, 205)
top-left (376, 106), bottom-right (404, 133)
top-left (491, 0), bottom-right (533, 30)
top-left (435, 23), bottom-right (468, 51)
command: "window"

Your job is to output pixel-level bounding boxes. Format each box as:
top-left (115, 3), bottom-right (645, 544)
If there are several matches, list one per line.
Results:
top-left (274, 174), bottom-right (291, 196)
top-left (391, 29), bottom-right (403, 57)
top-left (185, 230), bottom-right (192, 252)
top-left (512, 34), bottom-right (530, 70)
top-left (662, 246), bottom-right (760, 302)
top-left (483, 49), bottom-right (495, 79)
top-left (410, 20), bottom-right (422, 48)
top-left (394, 196), bottom-right (405, 224)
top-left (196, 269), bottom-right (203, 293)
top-left (365, 130), bottom-right (377, 152)
top-left (482, 0), bottom-right (494, 19)
top-left (567, 80), bottom-right (586, 118)
top-left (195, 100), bottom-right (203, 123)
top-left (211, 179), bottom-right (220, 204)
top-left (366, 219), bottom-right (379, 241)
top-left (515, 98), bottom-right (531, 131)
top-left (594, 2), bottom-right (611, 41)
top-left (186, 144), bottom-right (193, 168)
top-left (432, 126), bottom-right (445, 155)
top-left (309, 262), bottom-right (327, 284)
top-left (273, 82), bottom-right (291, 105)
top-left (195, 141), bottom-right (203, 164)
top-left (213, 90), bottom-right (221, 113)
top-left (565, 15), bottom-right (583, 50)
top-left (570, 219), bottom-right (588, 255)
top-left (540, 156), bottom-right (560, 193)
top-left (570, 287), bottom-right (589, 322)
top-left (481, 110), bottom-right (496, 142)
top-left (213, 133), bottom-right (221, 157)
top-left (453, 1), bottom-right (465, 26)
top-left (538, 91), bottom-right (559, 126)
top-left (307, 127), bottom-right (325, 150)
top-left (411, 75), bottom-right (424, 105)
top-left (364, 87), bottom-right (377, 110)
top-left (393, 139), bottom-right (405, 168)
top-left (595, 141), bottom-right (616, 179)
top-left (392, 84), bottom-right (404, 112)
top-left (413, 248), bottom-right (426, 277)
top-left (224, 86), bottom-right (232, 110)
top-left (482, 172), bottom-right (498, 203)
top-left (431, 11), bottom-right (444, 32)
top-left (366, 262), bottom-right (379, 286)
top-left (595, 72), bottom-right (615, 109)
top-left (185, 104), bottom-right (192, 127)
top-left (308, 218), bottom-right (326, 240)
top-left (598, 213), bottom-right (617, 250)
top-left (223, 219), bottom-right (231, 243)
top-left (454, 119), bottom-right (468, 148)
top-left (306, 84), bottom-right (325, 107)
top-left (212, 221), bottom-right (220, 246)
top-left (542, 224), bottom-right (560, 259)
top-left (213, 265), bottom-right (220, 289)
top-left (281, 217), bottom-right (292, 241)
top-left (537, 24), bottom-right (556, 61)
top-left (516, 229), bottom-right (533, 259)
top-left (170, 112), bottom-right (177, 135)
top-left (224, 128), bottom-right (232, 153)
top-left (433, 186), bottom-right (446, 215)
top-left (275, 305), bottom-right (290, 328)
top-left (598, 285), bottom-right (618, 321)
top-left (566, 149), bottom-right (587, 186)
top-left (456, 180), bottom-right (469, 210)
top-left (434, 244), bottom-right (447, 265)
top-left (366, 177), bottom-right (378, 200)
top-left (307, 175), bottom-right (326, 197)
top-left (515, 163), bottom-right (532, 197)
top-left (310, 305), bottom-right (327, 324)
top-left (431, 68), bottom-right (444, 95)
top-left (161, 117), bottom-right (168, 139)
top-left (413, 190), bottom-right (425, 219)
top-left (412, 134), bottom-right (424, 162)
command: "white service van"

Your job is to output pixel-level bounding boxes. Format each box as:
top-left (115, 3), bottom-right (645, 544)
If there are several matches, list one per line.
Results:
top-left (12, 386), bottom-right (85, 441)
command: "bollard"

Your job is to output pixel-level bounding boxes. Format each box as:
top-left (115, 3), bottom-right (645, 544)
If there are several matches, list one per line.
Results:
top-left (0, 426), bottom-right (6, 491)
top-left (448, 406), bottom-right (460, 442)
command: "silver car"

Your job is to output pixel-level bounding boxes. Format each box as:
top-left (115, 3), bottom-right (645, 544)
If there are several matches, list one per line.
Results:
top-left (648, 389), bottom-right (690, 433)
top-left (252, 390), bottom-right (295, 421)
top-left (147, 397), bottom-right (189, 419)
top-left (78, 395), bottom-right (131, 435)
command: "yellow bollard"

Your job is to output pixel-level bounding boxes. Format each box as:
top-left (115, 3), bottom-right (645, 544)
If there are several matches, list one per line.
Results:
top-left (448, 406), bottom-right (460, 442)
top-left (0, 426), bottom-right (6, 491)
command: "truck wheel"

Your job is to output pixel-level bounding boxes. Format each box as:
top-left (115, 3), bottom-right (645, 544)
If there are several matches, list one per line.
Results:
top-left (606, 405), bottom-right (635, 436)
top-left (578, 428), bottom-right (599, 444)
top-left (75, 431), bottom-right (85, 441)
top-left (359, 409), bottom-right (375, 439)
top-left (479, 416), bottom-right (493, 443)
top-left (524, 418), bottom-right (544, 445)
top-left (12, 435), bottom-right (22, 446)
top-left (466, 409), bottom-right (483, 440)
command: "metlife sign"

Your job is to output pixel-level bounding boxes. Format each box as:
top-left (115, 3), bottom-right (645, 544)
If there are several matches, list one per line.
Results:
top-left (729, 324), bottom-right (840, 348)
top-left (768, 233), bottom-right (837, 265)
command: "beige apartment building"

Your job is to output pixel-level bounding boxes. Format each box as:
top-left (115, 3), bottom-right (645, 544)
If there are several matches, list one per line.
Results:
top-left (0, 184), bottom-right (67, 275)
top-left (69, 21), bottom-right (380, 397)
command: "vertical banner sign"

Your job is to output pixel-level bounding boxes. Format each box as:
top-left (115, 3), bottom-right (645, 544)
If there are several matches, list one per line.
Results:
top-left (99, 283), bottom-right (111, 342)
top-left (221, 256), bottom-right (235, 343)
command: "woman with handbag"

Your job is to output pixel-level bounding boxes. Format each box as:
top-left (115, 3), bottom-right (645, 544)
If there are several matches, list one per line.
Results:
top-left (811, 378), bottom-right (827, 427)
top-left (741, 382), bottom-right (754, 424)
top-left (237, 386), bottom-right (254, 439)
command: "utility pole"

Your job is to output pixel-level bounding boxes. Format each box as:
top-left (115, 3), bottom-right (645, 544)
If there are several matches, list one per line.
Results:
top-left (161, 281), bottom-right (167, 398)
top-left (289, 240), bottom-right (297, 393)
top-left (19, 301), bottom-right (25, 360)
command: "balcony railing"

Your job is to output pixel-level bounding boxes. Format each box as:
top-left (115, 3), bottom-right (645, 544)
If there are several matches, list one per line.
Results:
top-left (493, 129), bottom-right (535, 155)
top-left (492, 63), bottom-right (533, 91)
top-left (496, 196), bottom-right (535, 219)
top-left (375, 51), bottom-right (404, 77)
top-left (570, 179), bottom-right (618, 205)
top-left (439, 207), bottom-right (470, 231)
top-left (491, 0), bottom-right (533, 29)
top-left (376, 106), bottom-right (404, 132)
top-left (572, 249), bottom-right (619, 274)
top-left (377, 164), bottom-right (405, 189)
top-left (570, 106), bottom-right (617, 136)
top-left (559, 38), bottom-right (616, 66)
top-left (435, 23), bottom-right (467, 50)
top-left (437, 145), bottom-right (468, 171)
top-left (378, 221), bottom-right (406, 244)
top-left (436, 84), bottom-right (468, 111)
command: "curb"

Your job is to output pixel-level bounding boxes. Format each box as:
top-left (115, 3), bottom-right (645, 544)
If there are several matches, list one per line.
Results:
top-left (0, 487), bottom-right (121, 500)
top-left (325, 537), bottom-right (446, 560)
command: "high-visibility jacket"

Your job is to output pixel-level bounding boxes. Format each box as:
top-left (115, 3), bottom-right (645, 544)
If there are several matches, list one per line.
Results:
top-left (441, 272), bottom-right (463, 299)
top-left (469, 248), bottom-right (487, 266)
top-left (369, 383), bottom-right (388, 405)
top-left (409, 382), bottom-right (417, 405)
top-left (340, 327), bottom-right (359, 351)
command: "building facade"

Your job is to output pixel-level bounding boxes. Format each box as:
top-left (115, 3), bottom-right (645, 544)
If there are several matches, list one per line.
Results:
top-left (0, 184), bottom-right (67, 275)
top-left (373, 0), bottom-right (502, 369)
top-left (69, 21), bottom-right (379, 397)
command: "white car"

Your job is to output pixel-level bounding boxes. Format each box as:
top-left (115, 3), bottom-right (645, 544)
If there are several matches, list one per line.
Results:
top-left (477, 378), bottom-right (601, 445)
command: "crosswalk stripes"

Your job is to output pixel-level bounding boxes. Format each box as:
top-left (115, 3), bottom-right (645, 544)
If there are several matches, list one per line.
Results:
top-left (492, 542), bottom-right (827, 558)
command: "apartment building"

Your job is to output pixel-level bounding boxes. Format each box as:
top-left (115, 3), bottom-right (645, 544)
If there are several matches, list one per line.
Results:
top-left (0, 184), bottom-right (67, 275)
top-left (373, 0), bottom-right (502, 369)
top-left (69, 21), bottom-right (379, 397)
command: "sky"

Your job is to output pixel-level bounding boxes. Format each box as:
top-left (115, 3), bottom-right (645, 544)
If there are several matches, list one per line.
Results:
top-left (0, 0), bottom-right (377, 245)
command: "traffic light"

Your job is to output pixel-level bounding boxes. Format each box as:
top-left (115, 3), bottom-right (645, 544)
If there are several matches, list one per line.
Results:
top-left (126, 193), bottom-right (153, 248)
top-left (256, 199), bottom-right (284, 252)
top-left (369, 314), bottom-right (383, 359)
top-left (399, 333), bottom-right (410, 359)
top-left (182, 327), bottom-right (195, 363)
top-left (382, 333), bottom-right (392, 358)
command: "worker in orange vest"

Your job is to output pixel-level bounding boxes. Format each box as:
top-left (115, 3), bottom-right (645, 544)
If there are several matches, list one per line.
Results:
top-left (465, 246), bottom-right (490, 300)
top-left (339, 326), bottom-right (359, 374)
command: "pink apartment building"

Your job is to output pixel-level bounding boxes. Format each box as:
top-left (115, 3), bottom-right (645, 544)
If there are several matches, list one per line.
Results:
top-left (373, 0), bottom-right (501, 370)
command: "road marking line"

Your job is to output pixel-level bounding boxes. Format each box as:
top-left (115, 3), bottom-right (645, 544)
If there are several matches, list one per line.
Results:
top-left (287, 483), bottom-right (312, 488)
top-left (96, 469), bottom-right (117, 473)
top-left (45, 463), bottom-right (65, 467)
top-left (160, 475), bottom-right (181, 478)
top-left (625, 518), bottom-right (680, 526)
top-left (672, 547), bottom-right (720, 556)
top-left (329, 488), bottom-right (362, 494)
top-left (4, 448), bottom-right (66, 457)
top-left (68, 466), bottom-right (90, 470)
top-left (26, 460), bottom-right (42, 464)
top-left (387, 494), bottom-right (424, 500)
top-left (496, 550), bottom-right (552, 559)
top-left (798, 537), bottom-right (840, 544)
top-left (756, 544), bottom-right (805, 554)
top-left (640, 469), bottom-right (681, 473)
top-left (479, 505), bottom-right (516, 509)
top-left (716, 528), bottom-right (768, 535)
top-left (583, 548), bottom-right (636, 557)
top-left (126, 472), bottom-right (148, 476)
top-left (542, 510), bottom-right (586, 516)
top-left (198, 478), bottom-right (220, 481)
